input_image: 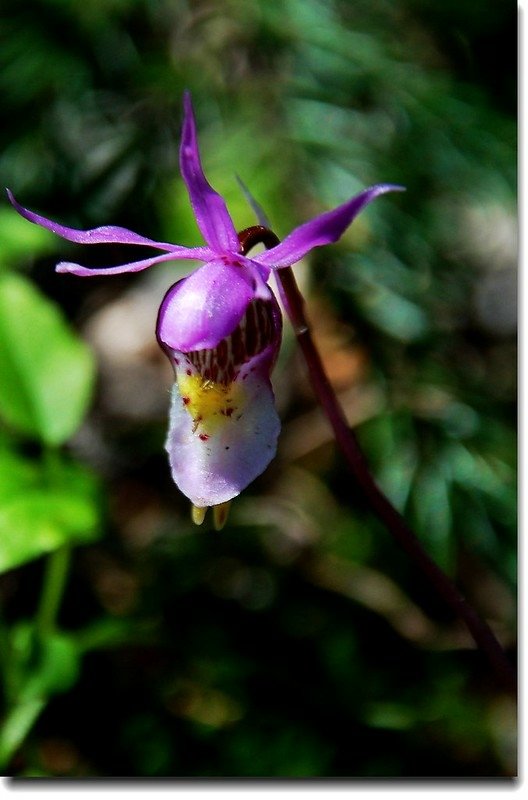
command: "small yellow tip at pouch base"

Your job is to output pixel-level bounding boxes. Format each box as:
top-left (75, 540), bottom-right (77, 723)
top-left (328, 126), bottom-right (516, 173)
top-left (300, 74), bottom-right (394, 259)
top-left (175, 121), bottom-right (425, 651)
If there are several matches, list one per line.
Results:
top-left (213, 501), bottom-right (231, 531)
top-left (191, 505), bottom-right (207, 526)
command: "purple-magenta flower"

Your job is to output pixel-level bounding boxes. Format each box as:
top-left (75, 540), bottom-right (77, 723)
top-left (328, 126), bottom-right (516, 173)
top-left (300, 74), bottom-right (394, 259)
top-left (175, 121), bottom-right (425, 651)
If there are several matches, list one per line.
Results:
top-left (8, 92), bottom-right (401, 518)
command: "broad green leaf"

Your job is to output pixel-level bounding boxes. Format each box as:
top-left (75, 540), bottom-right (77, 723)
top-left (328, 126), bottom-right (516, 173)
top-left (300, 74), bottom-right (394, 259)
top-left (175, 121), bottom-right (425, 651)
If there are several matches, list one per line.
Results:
top-left (0, 491), bottom-right (100, 573)
top-left (0, 448), bottom-right (40, 504)
top-left (0, 273), bottom-right (95, 445)
top-left (0, 449), bottom-right (101, 573)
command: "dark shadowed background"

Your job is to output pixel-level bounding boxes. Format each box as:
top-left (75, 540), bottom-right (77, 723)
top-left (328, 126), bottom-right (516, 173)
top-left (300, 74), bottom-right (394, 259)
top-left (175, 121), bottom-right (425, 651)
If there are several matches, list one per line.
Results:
top-left (0, 0), bottom-right (516, 778)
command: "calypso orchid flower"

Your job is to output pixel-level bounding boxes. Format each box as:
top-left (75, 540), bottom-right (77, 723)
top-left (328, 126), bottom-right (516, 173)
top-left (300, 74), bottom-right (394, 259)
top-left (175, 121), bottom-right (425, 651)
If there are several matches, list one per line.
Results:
top-left (8, 92), bottom-right (401, 527)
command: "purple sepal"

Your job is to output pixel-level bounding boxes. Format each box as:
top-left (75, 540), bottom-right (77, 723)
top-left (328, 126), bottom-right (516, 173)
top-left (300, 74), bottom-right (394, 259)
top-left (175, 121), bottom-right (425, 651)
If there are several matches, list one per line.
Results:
top-left (7, 189), bottom-right (208, 254)
top-left (179, 92), bottom-right (239, 254)
top-left (254, 184), bottom-right (405, 268)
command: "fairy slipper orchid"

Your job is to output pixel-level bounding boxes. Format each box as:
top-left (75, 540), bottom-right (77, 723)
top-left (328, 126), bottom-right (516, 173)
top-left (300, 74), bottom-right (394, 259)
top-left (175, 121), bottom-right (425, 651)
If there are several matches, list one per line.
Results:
top-left (8, 92), bottom-right (402, 525)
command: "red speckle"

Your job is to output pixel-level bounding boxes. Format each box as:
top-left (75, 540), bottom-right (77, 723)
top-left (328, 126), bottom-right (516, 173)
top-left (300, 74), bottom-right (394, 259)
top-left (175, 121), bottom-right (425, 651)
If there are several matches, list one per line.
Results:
top-left (182, 396), bottom-right (190, 405)
top-left (199, 433), bottom-right (210, 441)
top-left (186, 369), bottom-right (192, 376)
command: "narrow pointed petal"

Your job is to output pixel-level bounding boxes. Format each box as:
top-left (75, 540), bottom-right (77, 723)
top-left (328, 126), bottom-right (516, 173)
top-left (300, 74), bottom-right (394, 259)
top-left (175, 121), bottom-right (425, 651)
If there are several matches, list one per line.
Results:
top-left (253, 184), bottom-right (405, 268)
top-left (165, 346), bottom-right (280, 507)
top-left (7, 190), bottom-right (203, 253)
top-left (56, 246), bottom-right (211, 277)
top-left (157, 260), bottom-right (261, 351)
top-left (179, 92), bottom-right (239, 253)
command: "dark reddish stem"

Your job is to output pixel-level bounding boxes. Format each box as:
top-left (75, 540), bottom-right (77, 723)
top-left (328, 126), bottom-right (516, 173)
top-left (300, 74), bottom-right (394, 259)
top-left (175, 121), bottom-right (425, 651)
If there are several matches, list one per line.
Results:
top-left (239, 225), bottom-right (516, 694)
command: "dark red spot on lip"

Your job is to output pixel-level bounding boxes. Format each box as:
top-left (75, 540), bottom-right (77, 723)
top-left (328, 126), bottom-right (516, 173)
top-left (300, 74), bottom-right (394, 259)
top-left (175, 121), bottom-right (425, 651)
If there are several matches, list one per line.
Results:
top-left (199, 433), bottom-right (210, 441)
top-left (186, 369), bottom-right (192, 376)
top-left (182, 396), bottom-right (190, 405)
top-left (184, 298), bottom-right (280, 385)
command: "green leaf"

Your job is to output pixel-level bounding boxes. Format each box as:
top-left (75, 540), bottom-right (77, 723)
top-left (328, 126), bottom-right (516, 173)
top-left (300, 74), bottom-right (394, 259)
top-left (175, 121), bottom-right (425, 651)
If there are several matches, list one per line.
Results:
top-left (15, 627), bottom-right (81, 699)
top-left (0, 447), bottom-right (40, 505)
top-left (0, 449), bottom-right (101, 573)
top-left (0, 273), bottom-right (95, 445)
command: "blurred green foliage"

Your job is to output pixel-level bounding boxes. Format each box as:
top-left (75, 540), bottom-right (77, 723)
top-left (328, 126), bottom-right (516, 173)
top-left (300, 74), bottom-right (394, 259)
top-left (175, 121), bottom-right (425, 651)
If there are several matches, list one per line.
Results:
top-left (0, 274), bottom-right (95, 445)
top-left (0, 0), bottom-right (516, 779)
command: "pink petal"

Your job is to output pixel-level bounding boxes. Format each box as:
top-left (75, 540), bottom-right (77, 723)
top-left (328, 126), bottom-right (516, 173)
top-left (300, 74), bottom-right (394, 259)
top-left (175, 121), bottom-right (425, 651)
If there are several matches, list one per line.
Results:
top-left (165, 345), bottom-right (280, 507)
top-left (179, 93), bottom-right (239, 253)
top-left (253, 184), bottom-right (405, 268)
top-left (7, 190), bottom-right (203, 253)
top-left (157, 260), bottom-right (262, 352)
top-left (56, 247), bottom-right (211, 277)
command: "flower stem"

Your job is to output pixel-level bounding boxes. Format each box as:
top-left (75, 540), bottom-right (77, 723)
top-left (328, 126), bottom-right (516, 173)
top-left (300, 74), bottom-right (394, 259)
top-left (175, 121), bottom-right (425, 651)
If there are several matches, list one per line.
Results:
top-left (274, 265), bottom-right (516, 694)
top-left (36, 545), bottom-right (71, 639)
top-left (36, 449), bottom-right (72, 639)
top-left (0, 698), bottom-right (47, 771)
top-left (0, 546), bottom-right (71, 770)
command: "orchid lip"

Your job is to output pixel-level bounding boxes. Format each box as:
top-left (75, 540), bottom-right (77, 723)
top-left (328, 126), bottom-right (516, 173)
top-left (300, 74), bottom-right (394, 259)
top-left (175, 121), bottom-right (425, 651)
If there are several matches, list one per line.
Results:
top-left (163, 293), bottom-right (282, 507)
